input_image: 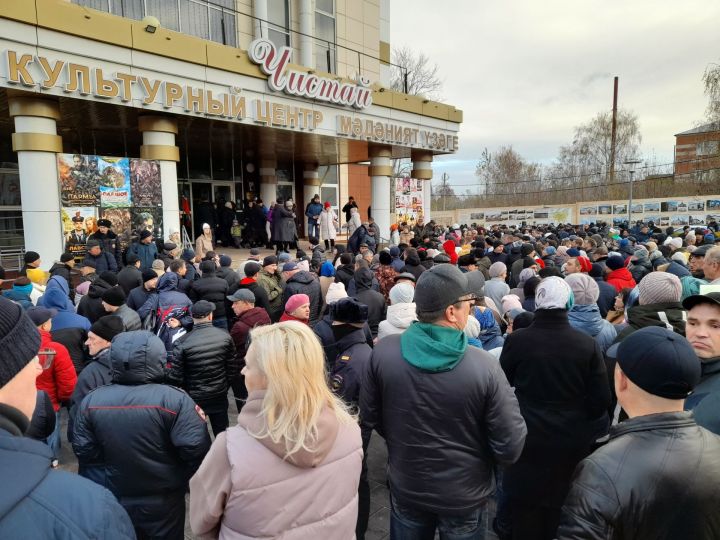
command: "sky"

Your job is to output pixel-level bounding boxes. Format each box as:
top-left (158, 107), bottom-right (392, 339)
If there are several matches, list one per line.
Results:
top-left (390, 0), bottom-right (720, 190)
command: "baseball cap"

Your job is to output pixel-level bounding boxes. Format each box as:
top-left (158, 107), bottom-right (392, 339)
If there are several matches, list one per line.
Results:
top-left (282, 262), bottom-right (298, 272)
top-left (227, 289), bottom-right (256, 303)
top-left (26, 306), bottom-right (57, 326)
top-left (617, 326), bottom-right (701, 399)
top-left (682, 292), bottom-right (720, 311)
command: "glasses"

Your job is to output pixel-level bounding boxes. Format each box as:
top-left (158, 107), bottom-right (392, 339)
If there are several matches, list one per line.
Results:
top-left (455, 294), bottom-right (478, 307)
top-left (37, 348), bottom-right (56, 370)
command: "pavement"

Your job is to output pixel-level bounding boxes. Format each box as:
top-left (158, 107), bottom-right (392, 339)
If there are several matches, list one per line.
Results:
top-left (55, 242), bottom-right (500, 539)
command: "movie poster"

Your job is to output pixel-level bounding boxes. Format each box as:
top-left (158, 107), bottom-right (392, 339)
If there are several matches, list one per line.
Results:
top-left (131, 207), bottom-right (163, 242)
top-left (61, 206), bottom-right (97, 261)
top-left (394, 177), bottom-right (424, 225)
top-left (57, 154), bottom-right (101, 206)
top-left (98, 157), bottom-right (131, 207)
top-left (101, 208), bottom-right (133, 254)
top-left (130, 159), bottom-right (162, 207)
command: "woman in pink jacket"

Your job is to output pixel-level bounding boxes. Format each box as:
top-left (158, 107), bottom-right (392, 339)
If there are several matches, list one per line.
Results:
top-left (189, 321), bottom-right (363, 539)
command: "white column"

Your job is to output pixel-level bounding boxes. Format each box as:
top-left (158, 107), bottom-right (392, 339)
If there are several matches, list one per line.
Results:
top-left (370, 145), bottom-right (393, 249)
top-left (253, 0), bottom-right (269, 40)
top-left (259, 158), bottom-right (277, 205)
top-left (9, 96), bottom-right (64, 268)
top-left (299, 0), bottom-right (314, 68)
top-left (139, 116), bottom-right (180, 241)
top-left (412, 149), bottom-right (433, 223)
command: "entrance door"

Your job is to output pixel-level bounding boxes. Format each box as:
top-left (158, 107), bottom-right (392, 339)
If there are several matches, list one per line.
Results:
top-left (189, 181), bottom-right (235, 240)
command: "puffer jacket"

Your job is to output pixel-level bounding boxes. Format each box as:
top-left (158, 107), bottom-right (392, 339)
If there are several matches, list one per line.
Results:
top-left (628, 258), bottom-right (652, 284)
top-left (68, 347), bottom-right (113, 443)
top-left (113, 303), bottom-right (141, 331)
top-left (568, 304), bottom-right (617, 353)
top-left (73, 331), bottom-right (211, 538)
top-left (169, 321), bottom-right (238, 402)
top-left (77, 276), bottom-right (115, 323)
top-left (352, 268), bottom-right (386, 338)
top-left (556, 412), bottom-right (720, 539)
top-left (189, 391), bottom-right (362, 539)
top-left (0, 405), bottom-right (135, 539)
top-left (360, 334), bottom-right (526, 514)
top-left (606, 267), bottom-right (636, 292)
top-left (36, 330), bottom-right (77, 411)
top-left (189, 270), bottom-right (229, 320)
top-left (378, 302), bottom-right (417, 340)
top-left (2, 288), bottom-right (33, 309)
top-left (138, 273), bottom-right (193, 354)
top-left (282, 271), bottom-right (323, 326)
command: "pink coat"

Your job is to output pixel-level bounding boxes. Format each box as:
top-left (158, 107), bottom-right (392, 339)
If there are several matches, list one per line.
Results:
top-left (189, 391), bottom-right (363, 539)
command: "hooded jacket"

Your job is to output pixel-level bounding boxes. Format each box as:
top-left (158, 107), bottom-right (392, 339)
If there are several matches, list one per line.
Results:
top-left (169, 321), bottom-right (238, 402)
top-left (68, 347), bottom-right (113, 444)
top-left (138, 272), bottom-right (193, 353)
top-left (230, 307), bottom-right (272, 369)
top-left (606, 267), bottom-right (637, 293)
top-left (41, 286), bottom-right (91, 374)
top-left (335, 264), bottom-right (355, 290)
top-left (401, 252), bottom-right (426, 280)
top-left (48, 262), bottom-right (75, 302)
top-left (568, 304), bottom-right (617, 353)
top-left (189, 391), bottom-right (362, 539)
top-left (2, 288), bottom-right (33, 310)
top-left (685, 357), bottom-right (720, 436)
top-left (0, 404), bottom-right (135, 539)
top-left (556, 412), bottom-right (720, 540)
top-left (38, 275), bottom-right (75, 313)
top-left (77, 276), bottom-right (115, 323)
top-left (282, 271), bottom-right (323, 326)
top-left (73, 331), bottom-right (211, 538)
top-left (615, 301), bottom-right (687, 342)
top-left (442, 240), bottom-right (459, 265)
top-left (378, 302), bottom-right (417, 340)
top-left (352, 268), bottom-right (387, 338)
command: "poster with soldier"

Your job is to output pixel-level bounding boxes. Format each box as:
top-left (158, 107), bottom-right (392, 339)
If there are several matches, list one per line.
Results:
top-left (61, 206), bottom-right (97, 261)
top-left (57, 154), bottom-right (101, 206)
top-left (98, 157), bottom-right (131, 207)
top-left (131, 207), bottom-right (163, 244)
top-left (130, 159), bottom-right (162, 207)
top-left (100, 208), bottom-right (133, 254)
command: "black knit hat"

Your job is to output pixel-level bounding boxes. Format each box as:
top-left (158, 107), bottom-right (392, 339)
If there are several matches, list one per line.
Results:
top-left (142, 269), bottom-right (158, 283)
top-left (0, 296), bottom-right (42, 388)
top-left (60, 252), bottom-right (75, 263)
top-left (99, 271), bottom-right (118, 286)
top-left (89, 315), bottom-right (124, 342)
top-left (244, 261), bottom-right (261, 277)
top-left (101, 286), bottom-right (126, 307)
top-left (24, 251), bottom-right (40, 264)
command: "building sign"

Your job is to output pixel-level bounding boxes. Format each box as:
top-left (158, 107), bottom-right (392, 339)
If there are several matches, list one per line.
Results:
top-left (248, 38), bottom-right (372, 110)
top-left (337, 116), bottom-right (459, 151)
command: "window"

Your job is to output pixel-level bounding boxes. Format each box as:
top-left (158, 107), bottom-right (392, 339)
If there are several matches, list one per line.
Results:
top-left (267, 0), bottom-right (290, 49)
top-left (314, 0), bottom-right (336, 73)
top-left (72, 0), bottom-right (237, 47)
top-left (0, 170), bottom-right (24, 256)
top-left (697, 141), bottom-right (719, 156)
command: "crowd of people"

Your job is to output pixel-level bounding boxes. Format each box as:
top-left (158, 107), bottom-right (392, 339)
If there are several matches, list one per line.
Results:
top-left (1, 214), bottom-right (720, 539)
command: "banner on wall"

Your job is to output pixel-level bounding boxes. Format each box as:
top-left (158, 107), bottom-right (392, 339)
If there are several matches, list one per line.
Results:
top-left (57, 153), bottom-right (162, 261)
top-left (394, 177), bottom-right (424, 225)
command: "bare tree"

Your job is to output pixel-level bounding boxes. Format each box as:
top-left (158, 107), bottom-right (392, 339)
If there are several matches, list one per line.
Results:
top-left (703, 62), bottom-right (720, 124)
top-left (390, 46), bottom-right (443, 100)
top-left (475, 145), bottom-right (543, 205)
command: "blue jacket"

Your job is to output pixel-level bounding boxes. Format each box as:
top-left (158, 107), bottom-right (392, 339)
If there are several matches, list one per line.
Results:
top-left (40, 286), bottom-right (91, 331)
top-left (38, 275), bottom-right (75, 313)
top-left (0, 407), bottom-right (134, 539)
top-left (72, 331), bottom-right (210, 537)
top-left (1, 289), bottom-right (32, 310)
top-left (305, 201), bottom-right (323, 223)
top-left (82, 251), bottom-right (118, 274)
top-left (685, 357), bottom-right (720, 436)
top-left (568, 304), bottom-right (617, 353)
top-left (127, 241), bottom-right (158, 271)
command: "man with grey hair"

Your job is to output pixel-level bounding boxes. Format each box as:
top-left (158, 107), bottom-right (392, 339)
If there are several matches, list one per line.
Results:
top-left (703, 246), bottom-right (720, 284)
top-left (361, 264), bottom-right (526, 538)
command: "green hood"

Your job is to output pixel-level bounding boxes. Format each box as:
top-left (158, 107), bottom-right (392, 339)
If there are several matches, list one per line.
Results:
top-left (400, 322), bottom-right (468, 372)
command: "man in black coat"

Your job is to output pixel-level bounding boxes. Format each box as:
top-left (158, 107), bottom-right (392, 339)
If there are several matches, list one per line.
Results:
top-left (500, 276), bottom-right (611, 540)
top-left (189, 260), bottom-right (229, 329)
top-left (361, 264), bottom-right (526, 539)
top-left (126, 269), bottom-right (158, 311)
top-left (77, 271), bottom-right (118, 324)
top-left (169, 301), bottom-right (237, 436)
top-left (87, 218), bottom-right (122, 269)
top-left (352, 266), bottom-right (386, 339)
top-left (117, 253), bottom-right (143, 295)
top-left (82, 240), bottom-right (118, 274)
top-left (72, 330), bottom-right (211, 539)
top-left (557, 327), bottom-right (720, 539)
top-left (335, 252), bottom-right (355, 290)
top-left (281, 262), bottom-right (323, 326)
top-left (216, 254), bottom-right (239, 288)
top-left (48, 253), bottom-right (77, 303)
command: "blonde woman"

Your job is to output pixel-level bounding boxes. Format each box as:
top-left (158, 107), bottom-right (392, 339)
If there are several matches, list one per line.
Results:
top-left (189, 321), bottom-right (362, 539)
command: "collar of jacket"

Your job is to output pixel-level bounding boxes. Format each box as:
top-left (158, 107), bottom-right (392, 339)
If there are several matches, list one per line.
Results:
top-left (530, 308), bottom-right (570, 328)
top-left (610, 411), bottom-right (696, 440)
top-left (240, 277), bottom-right (256, 285)
top-left (192, 321), bottom-right (214, 330)
top-left (0, 403), bottom-right (29, 436)
top-left (701, 357), bottom-right (720, 379)
top-left (93, 346), bottom-right (112, 366)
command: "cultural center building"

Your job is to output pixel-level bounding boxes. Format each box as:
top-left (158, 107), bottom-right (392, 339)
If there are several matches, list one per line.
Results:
top-left (0, 0), bottom-right (462, 266)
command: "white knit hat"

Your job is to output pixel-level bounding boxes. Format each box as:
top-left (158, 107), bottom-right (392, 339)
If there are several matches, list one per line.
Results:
top-left (535, 276), bottom-right (572, 310)
top-left (325, 282), bottom-right (348, 305)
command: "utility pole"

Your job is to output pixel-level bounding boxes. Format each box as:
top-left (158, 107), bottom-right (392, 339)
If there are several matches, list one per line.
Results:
top-left (609, 76), bottom-right (619, 185)
top-left (440, 172), bottom-right (450, 212)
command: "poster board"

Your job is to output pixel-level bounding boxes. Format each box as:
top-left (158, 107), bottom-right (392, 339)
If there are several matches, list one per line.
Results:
top-left (394, 177), bottom-right (424, 225)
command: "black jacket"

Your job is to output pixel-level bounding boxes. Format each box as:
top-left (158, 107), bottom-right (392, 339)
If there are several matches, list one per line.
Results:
top-left (360, 334), bottom-right (526, 515)
top-left (126, 284), bottom-right (153, 311)
top-left (335, 264), bottom-right (355, 290)
top-left (72, 331), bottom-right (210, 538)
top-left (500, 309), bottom-right (612, 507)
top-left (0, 404), bottom-right (135, 539)
top-left (314, 312), bottom-right (373, 371)
top-left (557, 412), bottom-right (720, 540)
top-left (352, 268), bottom-right (386, 338)
top-left (82, 251), bottom-right (118, 274)
top-left (216, 266), bottom-right (239, 288)
top-left (117, 265), bottom-right (142, 295)
top-left (329, 327), bottom-right (373, 407)
top-left (593, 276), bottom-right (617, 319)
top-left (51, 326), bottom-right (88, 375)
top-left (615, 301), bottom-right (686, 341)
top-left (400, 253), bottom-right (425, 280)
top-left (169, 321), bottom-right (237, 402)
top-left (87, 230), bottom-right (122, 269)
top-left (189, 272), bottom-right (229, 320)
top-left (68, 347), bottom-right (113, 443)
top-left (27, 391), bottom-right (56, 441)
top-left (228, 279), bottom-right (271, 324)
top-left (282, 270), bottom-right (323, 326)
top-left (77, 276), bottom-right (116, 323)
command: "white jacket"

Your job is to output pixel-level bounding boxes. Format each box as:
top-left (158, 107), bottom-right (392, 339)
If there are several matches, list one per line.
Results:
top-left (377, 302), bottom-right (417, 340)
top-left (319, 209), bottom-right (338, 240)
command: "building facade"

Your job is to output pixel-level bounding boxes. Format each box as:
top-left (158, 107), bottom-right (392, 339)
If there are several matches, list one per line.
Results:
top-left (0, 0), bottom-right (461, 267)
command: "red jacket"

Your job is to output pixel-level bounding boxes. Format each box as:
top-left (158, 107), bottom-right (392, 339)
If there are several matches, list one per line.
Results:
top-left (36, 330), bottom-right (78, 411)
top-left (443, 240), bottom-right (459, 265)
top-left (606, 267), bottom-right (637, 293)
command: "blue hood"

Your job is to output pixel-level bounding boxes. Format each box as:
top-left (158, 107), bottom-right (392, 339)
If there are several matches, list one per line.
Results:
top-left (157, 272), bottom-right (179, 292)
top-left (38, 276), bottom-right (74, 312)
top-left (568, 304), bottom-right (604, 336)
